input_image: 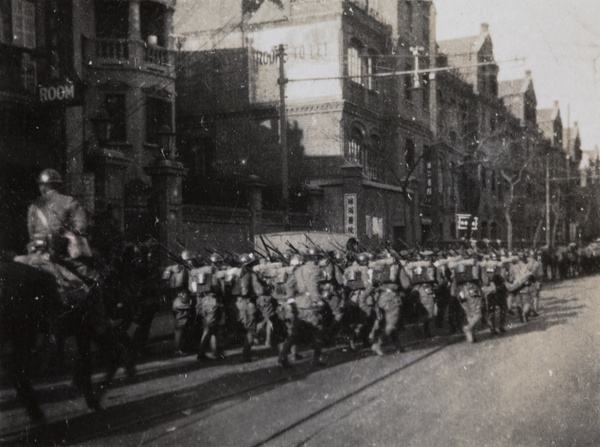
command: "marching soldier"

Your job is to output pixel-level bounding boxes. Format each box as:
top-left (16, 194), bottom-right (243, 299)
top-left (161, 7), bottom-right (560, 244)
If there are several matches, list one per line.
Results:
top-left (343, 252), bottom-right (376, 348)
top-left (479, 253), bottom-right (508, 334)
top-left (191, 252), bottom-right (228, 361)
top-left (279, 253), bottom-right (327, 367)
top-left (527, 250), bottom-right (545, 316)
top-left (369, 253), bottom-right (404, 355)
top-left (226, 253), bottom-right (262, 362)
top-left (253, 256), bottom-right (278, 348)
top-left (449, 252), bottom-right (484, 343)
top-left (507, 252), bottom-right (534, 322)
top-left (404, 251), bottom-right (439, 338)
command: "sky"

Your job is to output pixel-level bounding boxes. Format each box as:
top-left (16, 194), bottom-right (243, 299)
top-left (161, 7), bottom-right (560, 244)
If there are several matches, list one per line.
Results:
top-left (434, 0), bottom-right (600, 157)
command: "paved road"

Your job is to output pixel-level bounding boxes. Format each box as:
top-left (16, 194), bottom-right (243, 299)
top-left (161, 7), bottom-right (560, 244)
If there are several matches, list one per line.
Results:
top-left (2, 276), bottom-right (599, 446)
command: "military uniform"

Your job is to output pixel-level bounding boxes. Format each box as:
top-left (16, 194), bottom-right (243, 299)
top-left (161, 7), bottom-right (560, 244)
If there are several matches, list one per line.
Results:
top-left (450, 258), bottom-right (484, 343)
top-left (279, 258), bottom-right (326, 366)
top-left (343, 258), bottom-right (375, 345)
top-left (368, 257), bottom-right (403, 355)
top-left (226, 256), bottom-right (262, 362)
top-left (508, 256), bottom-right (534, 322)
top-left (404, 257), bottom-right (439, 338)
top-left (190, 264), bottom-right (225, 360)
top-left (27, 189), bottom-right (89, 259)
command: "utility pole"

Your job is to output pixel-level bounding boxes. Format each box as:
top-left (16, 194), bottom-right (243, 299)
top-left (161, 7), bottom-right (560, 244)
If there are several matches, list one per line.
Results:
top-left (410, 46), bottom-right (425, 88)
top-left (546, 149), bottom-right (551, 247)
top-left (277, 44), bottom-right (289, 229)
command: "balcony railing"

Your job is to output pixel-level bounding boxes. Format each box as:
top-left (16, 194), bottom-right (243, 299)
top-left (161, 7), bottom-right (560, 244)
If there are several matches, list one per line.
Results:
top-left (83, 37), bottom-right (174, 76)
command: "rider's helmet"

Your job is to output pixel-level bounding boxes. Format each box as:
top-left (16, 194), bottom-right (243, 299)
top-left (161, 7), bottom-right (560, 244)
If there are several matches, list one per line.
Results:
top-left (37, 169), bottom-right (62, 185)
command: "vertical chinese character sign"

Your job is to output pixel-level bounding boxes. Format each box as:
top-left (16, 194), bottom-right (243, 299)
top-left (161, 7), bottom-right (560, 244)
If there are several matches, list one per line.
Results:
top-left (344, 193), bottom-right (357, 235)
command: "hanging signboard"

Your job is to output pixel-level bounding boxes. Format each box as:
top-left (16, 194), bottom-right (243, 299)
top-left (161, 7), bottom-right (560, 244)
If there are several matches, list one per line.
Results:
top-left (344, 194), bottom-right (357, 236)
top-left (456, 213), bottom-right (479, 231)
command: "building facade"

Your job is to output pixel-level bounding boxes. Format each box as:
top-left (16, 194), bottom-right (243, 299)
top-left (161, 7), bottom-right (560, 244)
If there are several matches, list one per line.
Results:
top-left (175, 0), bottom-right (437, 248)
top-left (1, 0), bottom-right (184, 256)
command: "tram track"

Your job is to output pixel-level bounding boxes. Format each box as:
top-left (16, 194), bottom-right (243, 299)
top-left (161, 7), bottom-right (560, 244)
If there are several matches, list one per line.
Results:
top-left (1, 332), bottom-right (469, 446)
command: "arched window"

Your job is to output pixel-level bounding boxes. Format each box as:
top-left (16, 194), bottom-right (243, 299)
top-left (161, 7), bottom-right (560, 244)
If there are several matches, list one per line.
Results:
top-left (366, 49), bottom-right (379, 91)
top-left (367, 133), bottom-right (382, 180)
top-left (346, 125), bottom-right (364, 165)
top-left (348, 39), bottom-right (363, 84)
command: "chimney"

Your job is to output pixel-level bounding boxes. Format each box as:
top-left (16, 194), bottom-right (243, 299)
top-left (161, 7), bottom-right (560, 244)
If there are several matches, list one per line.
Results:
top-left (525, 70), bottom-right (532, 78)
top-left (481, 23), bottom-right (489, 34)
top-left (554, 100), bottom-right (559, 108)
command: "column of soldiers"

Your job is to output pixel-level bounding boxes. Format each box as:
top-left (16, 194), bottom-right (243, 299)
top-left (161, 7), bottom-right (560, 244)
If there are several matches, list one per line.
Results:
top-left (160, 240), bottom-right (548, 367)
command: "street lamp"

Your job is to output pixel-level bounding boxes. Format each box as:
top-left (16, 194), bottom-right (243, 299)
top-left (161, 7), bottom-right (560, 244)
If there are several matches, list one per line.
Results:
top-left (158, 124), bottom-right (176, 160)
top-left (90, 108), bottom-right (112, 146)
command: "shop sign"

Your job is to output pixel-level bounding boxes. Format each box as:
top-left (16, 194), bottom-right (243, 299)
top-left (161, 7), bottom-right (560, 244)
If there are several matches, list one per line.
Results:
top-left (38, 81), bottom-right (82, 105)
top-left (344, 194), bottom-right (357, 235)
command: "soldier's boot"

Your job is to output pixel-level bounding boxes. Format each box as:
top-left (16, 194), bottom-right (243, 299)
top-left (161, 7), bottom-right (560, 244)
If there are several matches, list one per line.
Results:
top-left (371, 341), bottom-right (384, 356)
top-left (517, 306), bottom-right (525, 323)
top-left (312, 342), bottom-right (325, 367)
top-left (422, 320), bottom-right (432, 338)
top-left (241, 332), bottom-right (253, 363)
top-left (463, 325), bottom-right (475, 343)
top-left (265, 321), bottom-right (274, 348)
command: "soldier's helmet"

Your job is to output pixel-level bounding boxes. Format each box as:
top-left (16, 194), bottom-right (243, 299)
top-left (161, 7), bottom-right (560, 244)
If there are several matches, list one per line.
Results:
top-left (305, 247), bottom-right (322, 259)
top-left (238, 252), bottom-right (258, 266)
top-left (210, 252), bottom-right (224, 264)
top-left (37, 169), bottom-right (62, 185)
top-left (357, 252), bottom-right (370, 266)
top-left (181, 250), bottom-right (195, 261)
top-left (290, 254), bottom-right (304, 266)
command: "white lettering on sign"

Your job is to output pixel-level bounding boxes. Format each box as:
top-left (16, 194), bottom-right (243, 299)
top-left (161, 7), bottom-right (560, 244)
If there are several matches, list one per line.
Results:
top-left (255, 43), bottom-right (328, 65)
top-left (345, 194), bottom-right (357, 235)
top-left (456, 214), bottom-right (479, 231)
top-left (39, 84), bottom-right (75, 102)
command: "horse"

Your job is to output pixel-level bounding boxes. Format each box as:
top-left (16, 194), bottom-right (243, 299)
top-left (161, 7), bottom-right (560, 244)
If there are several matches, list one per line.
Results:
top-left (0, 256), bottom-right (133, 423)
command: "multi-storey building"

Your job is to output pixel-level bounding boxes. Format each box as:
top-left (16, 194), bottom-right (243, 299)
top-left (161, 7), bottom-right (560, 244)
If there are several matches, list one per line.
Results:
top-left (1, 0), bottom-right (183, 255)
top-left (175, 0), bottom-right (436, 248)
top-left (436, 23), bottom-right (507, 243)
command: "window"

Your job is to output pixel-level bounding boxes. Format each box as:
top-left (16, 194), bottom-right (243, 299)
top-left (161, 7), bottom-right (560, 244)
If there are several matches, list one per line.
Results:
top-left (367, 134), bottom-right (382, 180)
top-left (346, 126), bottom-right (364, 165)
top-left (95, 1), bottom-right (128, 39)
top-left (405, 139), bottom-right (415, 171)
top-left (404, 62), bottom-right (412, 100)
top-left (366, 49), bottom-right (379, 91)
top-left (146, 97), bottom-right (172, 144)
top-left (140, 1), bottom-right (166, 46)
top-left (12, 0), bottom-right (35, 48)
top-left (105, 93), bottom-right (127, 142)
top-left (1, 0), bottom-right (11, 43)
top-left (348, 45), bottom-right (361, 82)
top-left (20, 51), bottom-right (35, 92)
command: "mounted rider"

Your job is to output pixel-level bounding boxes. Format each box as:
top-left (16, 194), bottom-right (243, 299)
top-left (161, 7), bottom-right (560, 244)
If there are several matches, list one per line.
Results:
top-left (27, 169), bottom-right (91, 261)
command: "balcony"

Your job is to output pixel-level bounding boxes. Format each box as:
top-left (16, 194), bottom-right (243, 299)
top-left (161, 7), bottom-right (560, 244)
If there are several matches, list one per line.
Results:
top-left (83, 37), bottom-right (174, 77)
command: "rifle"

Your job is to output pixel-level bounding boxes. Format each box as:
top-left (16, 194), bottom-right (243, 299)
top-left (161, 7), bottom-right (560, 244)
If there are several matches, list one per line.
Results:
top-left (304, 233), bottom-right (344, 275)
top-left (261, 235), bottom-right (288, 264)
top-left (259, 235), bottom-right (272, 258)
top-left (286, 240), bottom-right (302, 255)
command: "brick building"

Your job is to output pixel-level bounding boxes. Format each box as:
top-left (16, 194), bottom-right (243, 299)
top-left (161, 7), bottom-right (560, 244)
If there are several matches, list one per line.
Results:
top-left (175, 0), bottom-right (437, 249)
